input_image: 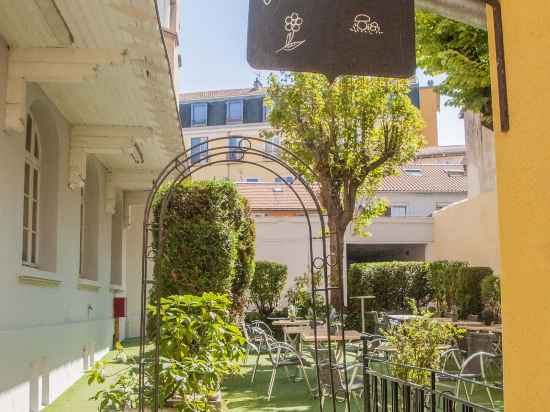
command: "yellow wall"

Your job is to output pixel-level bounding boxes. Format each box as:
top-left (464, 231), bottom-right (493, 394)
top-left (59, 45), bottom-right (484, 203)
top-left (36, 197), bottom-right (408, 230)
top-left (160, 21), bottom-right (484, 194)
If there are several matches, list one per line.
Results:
top-left (432, 191), bottom-right (501, 272)
top-left (489, 2), bottom-right (550, 410)
top-left (420, 87), bottom-right (440, 147)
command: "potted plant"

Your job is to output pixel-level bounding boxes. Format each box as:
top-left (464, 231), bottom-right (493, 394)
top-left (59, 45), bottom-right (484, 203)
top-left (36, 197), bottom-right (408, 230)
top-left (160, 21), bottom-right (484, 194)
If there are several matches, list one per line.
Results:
top-left (88, 293), bottom-right (245, 411)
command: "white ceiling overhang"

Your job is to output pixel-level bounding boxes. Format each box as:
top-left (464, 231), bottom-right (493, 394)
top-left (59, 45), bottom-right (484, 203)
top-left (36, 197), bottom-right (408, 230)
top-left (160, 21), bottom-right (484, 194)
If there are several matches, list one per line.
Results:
top-left (416, 0), bottom-right (487, 29)
top-left (0, 0), bottom-right (182, 193)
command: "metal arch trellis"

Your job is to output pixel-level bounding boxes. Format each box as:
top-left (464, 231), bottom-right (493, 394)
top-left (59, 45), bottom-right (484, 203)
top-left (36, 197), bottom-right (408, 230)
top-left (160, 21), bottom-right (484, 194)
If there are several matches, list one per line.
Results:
top-left (138, 136), bottom-right (351, 412)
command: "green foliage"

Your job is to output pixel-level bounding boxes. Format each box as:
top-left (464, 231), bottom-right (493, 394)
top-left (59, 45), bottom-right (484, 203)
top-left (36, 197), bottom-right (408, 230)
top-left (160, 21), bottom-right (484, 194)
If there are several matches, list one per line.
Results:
top-left (88, 293), bottom-right (245, 412)
top-left (286, 271), bottom-right (326, 319)
top-left (428, 260), bottom-right (468, 315)
top-left (456, 266), bottom-right (493, 318)
top-left (347, 261), bottom-right (432, 314)
top-left (266, 73), bottom-right (424, 302)
top-left (481, 275), bottom-right (501, 323)
top-left (250, 261), bottom-right (288, 316)
top-left (416, 11), bottom-right (492, 127)
top-left (150, 180), bottom-right (255, 317)
top-left (383, 300), bottom-right (465, 385)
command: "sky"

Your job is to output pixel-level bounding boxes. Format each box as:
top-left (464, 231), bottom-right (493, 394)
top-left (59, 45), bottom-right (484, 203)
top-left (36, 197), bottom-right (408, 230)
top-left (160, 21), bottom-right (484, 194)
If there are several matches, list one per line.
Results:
top-left (177, 0), bottom-right (465, 146)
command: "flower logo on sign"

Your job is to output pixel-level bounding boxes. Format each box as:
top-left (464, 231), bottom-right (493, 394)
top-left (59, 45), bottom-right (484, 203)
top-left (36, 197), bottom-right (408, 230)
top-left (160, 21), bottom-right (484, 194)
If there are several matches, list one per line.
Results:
top-left (276, 12), bottom-right (306, 53)
top-left (350, 14), bottom-right (383, 35)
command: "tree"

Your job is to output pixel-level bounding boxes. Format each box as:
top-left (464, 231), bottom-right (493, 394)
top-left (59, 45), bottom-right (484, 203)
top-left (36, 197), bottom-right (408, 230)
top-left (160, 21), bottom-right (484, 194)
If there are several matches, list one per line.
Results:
top-left (266, 73), bottom-right (424, 305)
top-left (416, 11), bottom-right (492, 128)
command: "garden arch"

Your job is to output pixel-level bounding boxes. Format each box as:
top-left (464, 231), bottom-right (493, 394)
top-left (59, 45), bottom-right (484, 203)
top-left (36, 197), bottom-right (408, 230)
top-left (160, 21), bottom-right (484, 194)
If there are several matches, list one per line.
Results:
top-left (139, 136), bottom-right (351, 412)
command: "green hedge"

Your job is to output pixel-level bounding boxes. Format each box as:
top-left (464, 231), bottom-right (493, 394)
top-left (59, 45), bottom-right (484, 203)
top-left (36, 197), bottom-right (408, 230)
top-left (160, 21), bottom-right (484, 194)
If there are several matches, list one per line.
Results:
top-left (346, 262), bottom-right (432, 330)
top-left (250, 261), bottom-right (288, 316)
top-left (150, 180), bottom-right (255, 318)
top-left (347, 261), bottom-right (493, 330)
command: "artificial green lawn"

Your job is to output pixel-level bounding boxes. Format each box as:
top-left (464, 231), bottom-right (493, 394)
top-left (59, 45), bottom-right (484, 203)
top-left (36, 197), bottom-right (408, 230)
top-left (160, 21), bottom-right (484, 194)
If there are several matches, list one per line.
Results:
top-left (44, 339), bottom-right (502, 412)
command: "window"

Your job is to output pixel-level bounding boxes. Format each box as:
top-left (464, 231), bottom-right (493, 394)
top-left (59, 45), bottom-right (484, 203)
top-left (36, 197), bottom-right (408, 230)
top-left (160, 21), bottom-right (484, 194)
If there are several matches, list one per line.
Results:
top-left (404, 168), bottom-right (423, 177)
top-left (446, 169), bottom-right (466, 177)
top-left (22, 114), bottom-right (40, 266)
top-left (275, 176), bottom-right (294, 184)
top-left (191, 103), bottom-right (207, 127)
top-left (157, 0), bottom-right (171, 29)
top-left (227, 137), bottom-right (242, 161)
top-left (190, 137), bottom-right (208, 164)
top-left (226, 100), bottom-right (243, 123)
top-left (436, 202), bottom-right (450, 211)
top-left (246, 178), bottom-right (259, 183)
top-left (384, 205), bottom-right (407, 217)
top-left (265, 135), bottom-right (281, 157)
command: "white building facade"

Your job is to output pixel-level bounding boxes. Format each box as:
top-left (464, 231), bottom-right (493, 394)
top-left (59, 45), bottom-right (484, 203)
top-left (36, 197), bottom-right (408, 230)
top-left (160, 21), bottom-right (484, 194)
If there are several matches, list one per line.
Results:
top-left (0, 1), bottom-right (181, 411)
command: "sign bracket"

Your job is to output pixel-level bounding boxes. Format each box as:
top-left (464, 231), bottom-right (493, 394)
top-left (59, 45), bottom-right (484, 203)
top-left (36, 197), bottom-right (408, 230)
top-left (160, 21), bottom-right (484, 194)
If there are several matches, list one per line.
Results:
top-left (484, 0), bottom-right (509, 132)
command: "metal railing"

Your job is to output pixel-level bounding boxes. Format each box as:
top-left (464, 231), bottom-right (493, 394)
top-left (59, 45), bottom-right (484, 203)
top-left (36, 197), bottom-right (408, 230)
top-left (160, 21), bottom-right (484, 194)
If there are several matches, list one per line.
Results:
top-left (362, 338), bottom-right (504, 412)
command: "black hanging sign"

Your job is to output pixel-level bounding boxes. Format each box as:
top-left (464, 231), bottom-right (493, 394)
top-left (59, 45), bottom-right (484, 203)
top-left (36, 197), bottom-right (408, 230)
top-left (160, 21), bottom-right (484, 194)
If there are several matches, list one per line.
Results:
top-left (247, 0), bottom-right (416, 80)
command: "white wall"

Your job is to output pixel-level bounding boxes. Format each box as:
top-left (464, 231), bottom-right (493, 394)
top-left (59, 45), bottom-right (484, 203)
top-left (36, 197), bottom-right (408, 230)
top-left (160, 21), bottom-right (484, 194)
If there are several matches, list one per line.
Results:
top-left (378, 192), bottom-right (467, 217)
top-left (0, 50), bottom-right (115, 411)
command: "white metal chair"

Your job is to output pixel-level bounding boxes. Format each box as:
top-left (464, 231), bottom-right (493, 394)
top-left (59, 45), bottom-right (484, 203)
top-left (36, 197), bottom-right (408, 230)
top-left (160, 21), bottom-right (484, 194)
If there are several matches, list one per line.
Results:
top-left (455, 351), bottom-right (502, 409)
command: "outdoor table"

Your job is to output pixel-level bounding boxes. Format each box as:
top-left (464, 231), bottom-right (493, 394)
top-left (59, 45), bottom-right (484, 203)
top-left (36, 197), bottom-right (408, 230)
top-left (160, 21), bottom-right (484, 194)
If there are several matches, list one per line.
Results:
top-left (282, 325), bottom-right (313, 350)
top-left (454, 321), bottom-right (503, 333)
top-left (271, 319), bottom-right (310, 327)
top-left (350, 295), bottom-right (376, 333)
top-left (302, 330), bottom-right (363, 361)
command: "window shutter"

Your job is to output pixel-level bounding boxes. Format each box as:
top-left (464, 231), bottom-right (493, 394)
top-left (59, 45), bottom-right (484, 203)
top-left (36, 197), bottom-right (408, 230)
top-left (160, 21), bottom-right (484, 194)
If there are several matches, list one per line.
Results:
top-left (208, 102), bottom-right (226, 126)
top-left (181, 104), bottom-right (192, 128)
top-left (244, 98), bottom-right (264, 123)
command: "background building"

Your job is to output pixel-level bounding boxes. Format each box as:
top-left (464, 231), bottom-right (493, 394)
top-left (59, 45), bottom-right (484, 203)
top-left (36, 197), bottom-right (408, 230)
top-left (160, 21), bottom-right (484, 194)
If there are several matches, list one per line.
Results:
top-left (0, 1), bottom-right (181, 411)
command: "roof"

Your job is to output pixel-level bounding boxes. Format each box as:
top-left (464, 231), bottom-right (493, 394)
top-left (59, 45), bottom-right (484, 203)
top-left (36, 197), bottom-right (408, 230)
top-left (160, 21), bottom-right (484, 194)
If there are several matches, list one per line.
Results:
top-left (237, 165), bottom-right (466, 211)
top-left (237, 183), bottom-right (318, 212)
top-left (180, 87), bottom-right (267, 102)
top-left (379, 165), bottom-right (467, 193)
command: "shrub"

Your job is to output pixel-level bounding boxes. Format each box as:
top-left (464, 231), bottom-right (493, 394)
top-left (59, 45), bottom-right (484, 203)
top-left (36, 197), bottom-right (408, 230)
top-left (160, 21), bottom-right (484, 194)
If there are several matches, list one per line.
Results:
top-left (456, 266), bottom-right (493, 318)
top-left (287, 271), bottom-right (326, 319)
top-left (428, 261), bottom-right (468, 315)
top-left (88, 293), bottom-right (245, 411)
top-left (150, 180), bottom-right (255, 318)
top-left (382, 300), bottom-right (465, 385)
top-left (250, 261), bottom-right (288, 316)
top-left (481, 274), bottom-right (501, 323)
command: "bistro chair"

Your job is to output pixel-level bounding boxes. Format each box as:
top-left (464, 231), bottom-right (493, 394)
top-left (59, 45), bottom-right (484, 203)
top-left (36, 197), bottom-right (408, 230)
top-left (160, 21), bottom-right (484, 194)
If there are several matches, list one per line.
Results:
top-left (241, 322), bottom-right (261, 368)
top-left (455, 352), bottom-right (502, 409)
top-left (316, 348), bottom-right (363, 411)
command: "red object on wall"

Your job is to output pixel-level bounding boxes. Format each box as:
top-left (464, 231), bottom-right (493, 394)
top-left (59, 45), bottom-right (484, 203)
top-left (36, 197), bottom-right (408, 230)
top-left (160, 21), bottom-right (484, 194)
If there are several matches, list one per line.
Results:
top-left (113, 297), bottom-right (126, 318)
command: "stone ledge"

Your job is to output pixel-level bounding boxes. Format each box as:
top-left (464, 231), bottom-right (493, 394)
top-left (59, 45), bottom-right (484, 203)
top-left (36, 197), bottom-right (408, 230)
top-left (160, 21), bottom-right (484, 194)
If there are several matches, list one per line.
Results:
top-left (78, 278), bottom-right (101, 291)
top-left (18, 266), bottom-right (63, 287)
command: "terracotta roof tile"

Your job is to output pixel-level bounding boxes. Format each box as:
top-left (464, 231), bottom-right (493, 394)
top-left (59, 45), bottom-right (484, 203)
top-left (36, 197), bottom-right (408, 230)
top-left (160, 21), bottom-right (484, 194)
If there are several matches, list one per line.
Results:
top-left (237, 182), bottom-right (318, 212)
top-left (379, 164), bottom-right (467, 193)
top-left (237, 164), bottom-right (466, 211)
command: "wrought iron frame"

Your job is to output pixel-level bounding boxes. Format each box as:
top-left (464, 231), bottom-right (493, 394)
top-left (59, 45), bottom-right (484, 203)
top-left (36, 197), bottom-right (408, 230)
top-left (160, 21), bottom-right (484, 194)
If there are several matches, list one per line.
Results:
top-left (138, 136), bottom-right (351, 411)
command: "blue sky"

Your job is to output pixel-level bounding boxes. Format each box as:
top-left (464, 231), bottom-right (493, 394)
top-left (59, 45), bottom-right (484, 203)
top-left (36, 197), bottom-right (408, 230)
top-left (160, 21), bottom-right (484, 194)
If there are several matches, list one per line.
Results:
top-left (177, 0), bottom-right (465, 146)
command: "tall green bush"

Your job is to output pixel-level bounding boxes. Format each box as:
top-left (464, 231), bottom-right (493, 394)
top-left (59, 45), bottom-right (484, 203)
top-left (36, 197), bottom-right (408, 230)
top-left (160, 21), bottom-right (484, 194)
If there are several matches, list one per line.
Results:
top-left (250, 261), bottom-right (288, 316)
top-left (150, 180), bottom-right (255, 317)
top-left (456, 266), bottom-right (493, 318)
top-left (346, 262), bottom-right (432, 329)
top-left (428, 260), bottom-right (468, 315)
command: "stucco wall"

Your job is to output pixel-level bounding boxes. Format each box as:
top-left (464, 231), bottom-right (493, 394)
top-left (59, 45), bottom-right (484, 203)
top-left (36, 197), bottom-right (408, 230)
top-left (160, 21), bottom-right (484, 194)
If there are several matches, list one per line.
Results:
top-left (432, 191), bottom-right (500, 272)
top-left (378, 191), bottom-right (466, 217)
top-left (0, 51), bottom-right (115, 411)
top-left (488, 2), bottom-right (550, 409)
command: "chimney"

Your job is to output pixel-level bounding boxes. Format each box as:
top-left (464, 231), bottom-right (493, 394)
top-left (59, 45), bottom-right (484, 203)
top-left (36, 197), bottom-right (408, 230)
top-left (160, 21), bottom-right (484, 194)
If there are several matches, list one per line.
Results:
top-left (253, 77), bottom-right (263, 90)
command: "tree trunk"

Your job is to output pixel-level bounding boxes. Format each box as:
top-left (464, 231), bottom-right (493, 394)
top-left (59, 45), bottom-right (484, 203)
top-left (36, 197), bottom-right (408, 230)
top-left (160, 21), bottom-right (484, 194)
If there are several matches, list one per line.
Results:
top-left (328, 218), bottom-right (345, 310)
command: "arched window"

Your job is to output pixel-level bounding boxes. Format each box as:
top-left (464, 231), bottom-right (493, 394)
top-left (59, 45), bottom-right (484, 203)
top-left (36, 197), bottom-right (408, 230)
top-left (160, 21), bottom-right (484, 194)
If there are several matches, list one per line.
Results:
top-left (22, 114), bottom-right (41, 266)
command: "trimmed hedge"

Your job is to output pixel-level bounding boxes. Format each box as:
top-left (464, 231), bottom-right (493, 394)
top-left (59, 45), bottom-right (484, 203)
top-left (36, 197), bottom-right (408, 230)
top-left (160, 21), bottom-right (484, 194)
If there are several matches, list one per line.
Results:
top-left (150, 180), bottom-right (256, 317)
top-left (346, 261), bottom-right (493, 330)
top-left (346, 262), bottom-right (432, 330)
top-left (250, 261), bottom-right (288, 316)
